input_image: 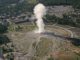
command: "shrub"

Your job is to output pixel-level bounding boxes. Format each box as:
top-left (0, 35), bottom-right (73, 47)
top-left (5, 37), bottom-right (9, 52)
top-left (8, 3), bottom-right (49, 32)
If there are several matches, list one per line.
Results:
top-left (0, 23), bottom-right (8, 33)
top-left (0, 35), bottom-right (10, 45)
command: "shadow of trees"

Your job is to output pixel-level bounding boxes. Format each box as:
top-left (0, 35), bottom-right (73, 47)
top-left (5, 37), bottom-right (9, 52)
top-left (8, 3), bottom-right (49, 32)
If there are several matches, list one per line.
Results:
top-left (43, 32), bottom-right (80, 47)
top-left (67, 37), bottom-right (80, 46)
top-left (55, 34), bottom-right (80, 46)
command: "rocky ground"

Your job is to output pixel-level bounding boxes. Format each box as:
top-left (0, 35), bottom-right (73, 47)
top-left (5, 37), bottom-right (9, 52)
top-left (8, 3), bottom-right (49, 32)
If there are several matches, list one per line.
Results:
top-left (5, 25), bottom-right (80, 60)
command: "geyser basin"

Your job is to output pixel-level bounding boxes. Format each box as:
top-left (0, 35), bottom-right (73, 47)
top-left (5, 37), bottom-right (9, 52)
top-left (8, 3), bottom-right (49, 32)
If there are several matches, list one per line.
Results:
top-left (7, 25), bottom-right (79, 60)
top-left (8, 25), bottom-right (73, 53)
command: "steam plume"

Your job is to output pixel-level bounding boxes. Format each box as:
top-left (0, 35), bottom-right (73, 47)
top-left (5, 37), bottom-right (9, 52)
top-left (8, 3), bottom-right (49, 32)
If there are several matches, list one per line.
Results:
top-left (34, 3), bottom-right (46, 33)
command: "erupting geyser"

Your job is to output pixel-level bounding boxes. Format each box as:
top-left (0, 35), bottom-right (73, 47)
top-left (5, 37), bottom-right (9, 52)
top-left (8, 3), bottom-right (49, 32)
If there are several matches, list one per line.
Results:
top-left (34, 3), bottom-right (46, 33)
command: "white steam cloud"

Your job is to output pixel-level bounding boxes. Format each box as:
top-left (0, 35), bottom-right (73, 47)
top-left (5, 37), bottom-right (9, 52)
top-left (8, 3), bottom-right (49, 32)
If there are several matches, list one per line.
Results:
top-left (34, 3), bottom-right (46, 33)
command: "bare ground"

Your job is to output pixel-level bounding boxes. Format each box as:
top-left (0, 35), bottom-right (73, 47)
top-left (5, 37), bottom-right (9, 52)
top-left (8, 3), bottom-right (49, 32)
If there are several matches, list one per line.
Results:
top-left (6, 25), bottom-right (80, 60)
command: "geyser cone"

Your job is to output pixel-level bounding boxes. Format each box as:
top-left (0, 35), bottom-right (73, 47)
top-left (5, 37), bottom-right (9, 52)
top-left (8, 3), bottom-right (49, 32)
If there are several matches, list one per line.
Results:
top-left (34, 3), bottom-right (46, 33)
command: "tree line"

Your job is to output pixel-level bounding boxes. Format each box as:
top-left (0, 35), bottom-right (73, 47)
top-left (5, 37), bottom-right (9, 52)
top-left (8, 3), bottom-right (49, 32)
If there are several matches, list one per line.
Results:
top-left (0, 0), bottom-right (80, 16)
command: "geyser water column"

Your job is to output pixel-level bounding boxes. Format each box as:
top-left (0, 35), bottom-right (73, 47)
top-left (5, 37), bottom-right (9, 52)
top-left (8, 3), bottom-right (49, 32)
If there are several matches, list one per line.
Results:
top-left (34, 3), bottom-right (46, 33)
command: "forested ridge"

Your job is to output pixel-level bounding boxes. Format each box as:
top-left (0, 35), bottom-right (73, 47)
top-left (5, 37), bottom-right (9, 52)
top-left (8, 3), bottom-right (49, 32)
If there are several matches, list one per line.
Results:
top-left (0, 0), bottom-right (80, 14)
